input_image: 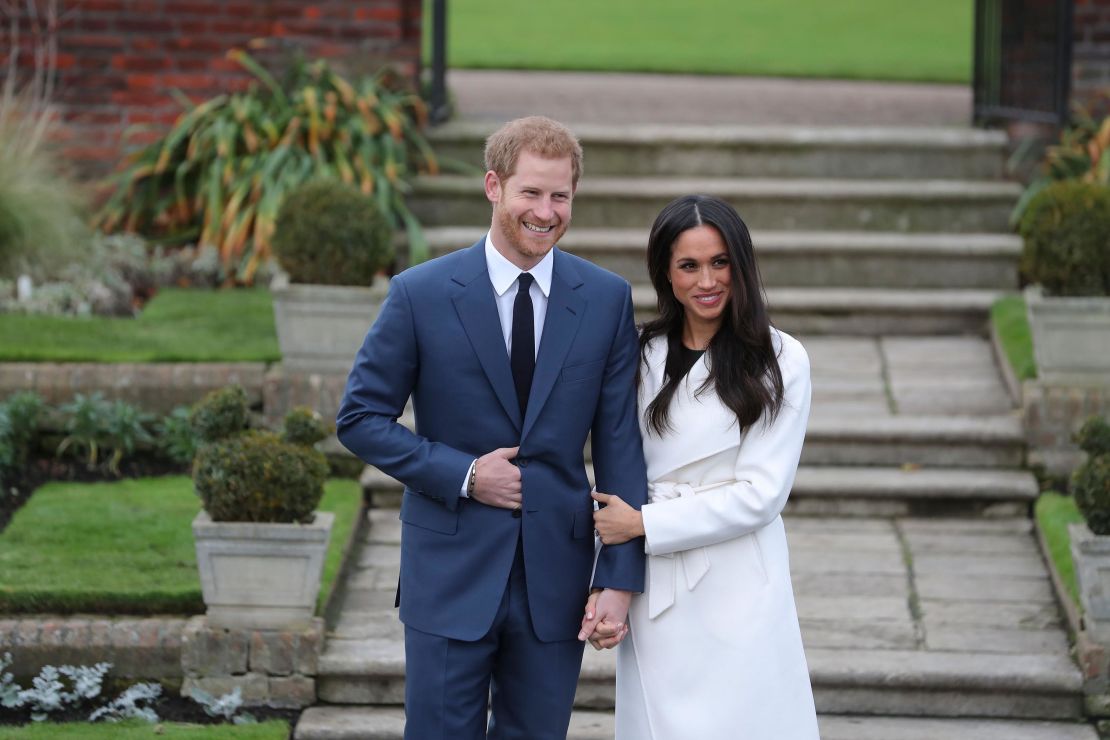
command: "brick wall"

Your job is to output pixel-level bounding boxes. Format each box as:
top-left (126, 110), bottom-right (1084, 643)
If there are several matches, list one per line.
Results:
top-left (1074, 0), bottom-right (1110, 116)
top-left (1, 0), bottom-right (422, 175)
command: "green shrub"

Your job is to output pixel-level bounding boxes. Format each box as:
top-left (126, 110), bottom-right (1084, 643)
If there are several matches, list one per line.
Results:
top-left (1011, 110), bottom-right (1110, 225)
top-left (157, 406), bottom-right (199, 465)
top-left (1073, 416), bottom-right (1110, 535)
top-left (273, 179), bottom-right (394, 285)
top-left (282, 407), bottom-right (328, 446)
top-left (3, 391), bottom-right (44, 463)
top-left (96, 51), bottom-right (438, 283)
top-left (57, 393), bottom-right (154, 474)
top-left (190, 386), bottom-right (327, 523)
top-left (1018, 181), bottom-right (1110, 296)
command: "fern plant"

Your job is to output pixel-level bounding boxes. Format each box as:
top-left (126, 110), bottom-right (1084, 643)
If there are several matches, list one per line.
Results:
top-left (96, 50), bottom-right (438, 283)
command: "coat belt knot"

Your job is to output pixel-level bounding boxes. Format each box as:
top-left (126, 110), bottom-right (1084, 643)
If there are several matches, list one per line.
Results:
top-left (646, 480), bottom-right (722, 619)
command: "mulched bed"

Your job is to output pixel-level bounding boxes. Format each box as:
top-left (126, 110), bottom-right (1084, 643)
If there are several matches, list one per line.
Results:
top-left (0, 672), bottom-right (300, 728)
top-left (0, 694), bottom-right (299, 727)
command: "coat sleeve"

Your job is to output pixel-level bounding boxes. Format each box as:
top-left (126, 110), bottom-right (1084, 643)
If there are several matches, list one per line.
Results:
top-left (336, 274), bottom-right (473, 511)
top-left (640, 337), bottom-right (812, 556)
top-left (589, 284), bottom-right (650, 592)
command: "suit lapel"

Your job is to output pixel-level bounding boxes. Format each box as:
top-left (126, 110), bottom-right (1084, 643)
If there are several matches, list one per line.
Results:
top-left (451, 241), bottom-right (522, 431)
top-left (521, 249), bottom-right (585, 441)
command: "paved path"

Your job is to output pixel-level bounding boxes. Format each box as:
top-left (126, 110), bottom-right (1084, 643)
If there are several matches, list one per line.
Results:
top-left (448, 69), bottom-right (971, 127)
top-left (333, 510), bottom-right (1068, 663)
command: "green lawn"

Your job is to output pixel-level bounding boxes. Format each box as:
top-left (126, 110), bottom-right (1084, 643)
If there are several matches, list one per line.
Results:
top-left (991, 294), bottom-right (1037, 382)
top-left (0, 720), bottom-right (289, 739)
top-left (1035, 492), bottom-right (1084, 610)
top-left (434, 0), bottom-right (972, 83)
top-left (0, 476), bottom-right (361, 614)
top-left (0, 288), bottom-right (279, 363)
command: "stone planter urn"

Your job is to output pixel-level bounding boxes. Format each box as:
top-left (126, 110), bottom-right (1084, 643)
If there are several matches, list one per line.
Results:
top-left (1025, 285), bottom-right (1110, 385)
top-left (193, 510), bottom-right (334, 631)
top-left (271, 276), bottom-right (389, 374)
top-left (1071, 522), bottom-right (1110, 643)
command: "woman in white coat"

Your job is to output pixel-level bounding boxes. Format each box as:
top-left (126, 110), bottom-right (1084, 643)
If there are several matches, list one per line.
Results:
top-left (586, 195), bottom-right (819, 739)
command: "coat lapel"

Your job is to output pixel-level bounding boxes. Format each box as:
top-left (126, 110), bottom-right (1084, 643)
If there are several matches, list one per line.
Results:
top-left (450, 241), bottom-right (522, 431)
top-left (521, 249), bottom-right (585, 442)
top-left (639, 335), bottom-right (742, 482)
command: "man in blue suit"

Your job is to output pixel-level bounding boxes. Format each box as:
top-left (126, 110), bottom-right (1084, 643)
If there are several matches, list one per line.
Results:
top-left (337, 116), bottom-right (648, 739)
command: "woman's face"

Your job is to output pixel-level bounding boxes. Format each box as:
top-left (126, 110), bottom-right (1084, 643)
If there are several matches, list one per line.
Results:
top-left (668, 225), bottom-right (732, 329)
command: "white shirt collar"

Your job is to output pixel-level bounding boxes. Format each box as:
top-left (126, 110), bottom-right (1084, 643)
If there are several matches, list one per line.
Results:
top-left (484, 233), bottom-right (553, 298)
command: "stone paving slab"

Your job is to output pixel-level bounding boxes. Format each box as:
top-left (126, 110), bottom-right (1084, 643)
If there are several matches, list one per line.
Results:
top-left (912, 553), bottom-right (1048, 577)
top-left (296, 706), bottom-right (1099, 740)
top-left (925, 626), bottom-right (1070, 655)
top-left (448, 69), bottom-right (972, 127)
top-left (914, 573), bottom-right (1056, 603)
top-left (800, 619), bottom-right (920, 650)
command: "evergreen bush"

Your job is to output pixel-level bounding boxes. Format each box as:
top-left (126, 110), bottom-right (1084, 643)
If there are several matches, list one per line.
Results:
top-left (1019, 181), bottom-right (1110, 296)
top-left (272, 179), bottom-right (394, 286)
top-left (190, 386), bottom-right (327, 523)
top-left (1073, 416), bottom-right (1110, 535)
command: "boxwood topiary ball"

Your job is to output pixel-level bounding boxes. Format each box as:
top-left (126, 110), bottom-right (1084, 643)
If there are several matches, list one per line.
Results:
top-left (192, 429), bottom-right (328, 523)
top-left (1075, 454), bottom-right (1110, 535)
top-left (272, 178), bottom-right (394, 286)
top-left (1019, 181), bottom-right (1110, 297)
top-left (1076, 416), bottom-right (1110, 458)
top-left (189, 385), bottom-right (249, 443)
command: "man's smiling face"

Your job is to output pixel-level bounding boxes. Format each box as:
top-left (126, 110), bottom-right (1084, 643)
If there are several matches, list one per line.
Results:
top-left (485, 150), bottom-right (574, 270)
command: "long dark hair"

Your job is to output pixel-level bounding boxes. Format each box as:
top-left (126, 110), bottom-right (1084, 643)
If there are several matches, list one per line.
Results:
top-left (639, 195), bottom-right (785, 436)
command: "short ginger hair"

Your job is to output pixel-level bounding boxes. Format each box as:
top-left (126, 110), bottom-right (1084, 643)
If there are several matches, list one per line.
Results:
top-left (483, 116), bottom-right (583, 187)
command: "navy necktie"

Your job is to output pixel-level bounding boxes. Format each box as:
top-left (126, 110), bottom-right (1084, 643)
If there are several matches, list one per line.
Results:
top-left (511, 272), bottom-right (535, 419)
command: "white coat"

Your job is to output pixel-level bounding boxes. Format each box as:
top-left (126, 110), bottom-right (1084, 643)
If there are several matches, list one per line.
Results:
top-left (615, 329), bottom-right (819, 740)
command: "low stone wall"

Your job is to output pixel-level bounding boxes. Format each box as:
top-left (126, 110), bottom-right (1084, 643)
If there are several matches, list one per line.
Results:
top-left (0, 617), bottom-right (187, 680)
top-left (0, 363), bottom-right (267, 415)
top-left (262, 367), bottom-right (348, 428)
top-left (1023, 380), bottom-right (1110, 479)
top-left (180, 617), bottom-right (323, 709)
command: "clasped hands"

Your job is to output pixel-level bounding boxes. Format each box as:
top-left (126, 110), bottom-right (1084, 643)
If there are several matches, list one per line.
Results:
top-left (470, 451), bottom-right (641, 650)
top-left (577, 490), bottom-right (645, 650)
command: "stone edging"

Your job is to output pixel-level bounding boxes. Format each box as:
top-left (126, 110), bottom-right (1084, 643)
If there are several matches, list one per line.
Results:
top-left (1033, 516), bottom-right (1110, 716)
top-left (0, 617), bottom-right (188, 680)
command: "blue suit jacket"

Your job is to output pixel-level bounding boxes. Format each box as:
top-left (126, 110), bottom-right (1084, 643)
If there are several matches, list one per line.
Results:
top-left (337, 241), bottom-right (648, 642)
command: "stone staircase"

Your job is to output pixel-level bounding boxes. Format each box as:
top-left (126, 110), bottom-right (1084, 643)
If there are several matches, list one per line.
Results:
top-left (296, 124), bottom-right (1094, 738)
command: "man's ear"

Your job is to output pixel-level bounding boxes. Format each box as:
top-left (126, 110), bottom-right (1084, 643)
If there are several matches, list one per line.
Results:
top-left (484, 171), bottom-right (501, 204)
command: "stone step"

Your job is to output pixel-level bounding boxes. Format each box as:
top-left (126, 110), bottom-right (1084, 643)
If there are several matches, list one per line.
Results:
top-left (635, 285), bottom-right (1002, 335)
top-left (365, 412), bottom-right (1026, 480)
top-left (295, 706), bottom-right (1097, 740)
top-left (788, 466), bottom-right (1039, 517)
top-left (359, 465), bottom-right (1038, 517)
top-left (430, 122), bottom-right (1010, 180)
top-left (426, 227), bottom-right (1021, 290)
top-left (802, 414), bottom-right (1026, 468)
top-left (314, 639), bottom-right (1083, 720)
top-left (411, 176), bottom-right (1021, 233)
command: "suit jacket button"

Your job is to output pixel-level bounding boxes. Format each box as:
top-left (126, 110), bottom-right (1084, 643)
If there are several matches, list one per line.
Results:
top-left (517, 458), bottom-right (529, 467)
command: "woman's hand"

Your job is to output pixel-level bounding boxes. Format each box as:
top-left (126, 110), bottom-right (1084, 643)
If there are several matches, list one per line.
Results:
top-left (592, 491), bottom-right (645, 545)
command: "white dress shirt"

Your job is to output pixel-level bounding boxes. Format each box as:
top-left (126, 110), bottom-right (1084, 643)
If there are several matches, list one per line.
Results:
top-left (483, 233), bottom-right (552, 358)
top-left (461, 234), bottom-right (554, 495)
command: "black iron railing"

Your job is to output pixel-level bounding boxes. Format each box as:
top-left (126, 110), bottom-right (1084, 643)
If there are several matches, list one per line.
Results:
top-left (973, 0), bottom-right (1074, 127)
top-left (427, 0), bottom-right (449, 124)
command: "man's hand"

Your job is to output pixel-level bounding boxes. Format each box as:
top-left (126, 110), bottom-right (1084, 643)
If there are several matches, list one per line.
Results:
top-left (592, 491), bottom-right (645, 545)
top-left (578, 588), bottom-right (631, 649)
top-left (470, 446), bottom-right (522, 510)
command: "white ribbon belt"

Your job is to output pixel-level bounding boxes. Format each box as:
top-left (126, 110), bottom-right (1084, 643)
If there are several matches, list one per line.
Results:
top-left (646, 479), bottom-right (728, 619)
